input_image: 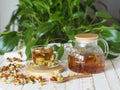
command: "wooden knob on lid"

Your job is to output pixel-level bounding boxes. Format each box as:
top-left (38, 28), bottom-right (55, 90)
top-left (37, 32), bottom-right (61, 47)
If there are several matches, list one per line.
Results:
top-left (75, 33), bottom-right (99, 41)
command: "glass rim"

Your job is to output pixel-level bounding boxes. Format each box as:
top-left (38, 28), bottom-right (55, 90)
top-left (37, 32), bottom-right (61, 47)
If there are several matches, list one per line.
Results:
top-left (31, 44), bottom-right (54, 50)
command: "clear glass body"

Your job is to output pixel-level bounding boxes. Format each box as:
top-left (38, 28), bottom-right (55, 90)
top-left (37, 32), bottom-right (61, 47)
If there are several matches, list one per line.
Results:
top-left (68, 39), bottom-right (105, 73)
top-left (30, 45), bottom-right (60, 68)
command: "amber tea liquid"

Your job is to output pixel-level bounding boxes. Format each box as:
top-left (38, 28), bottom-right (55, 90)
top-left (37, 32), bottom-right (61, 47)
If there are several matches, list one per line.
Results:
top-left (68, 53), bottom-right (105, 73)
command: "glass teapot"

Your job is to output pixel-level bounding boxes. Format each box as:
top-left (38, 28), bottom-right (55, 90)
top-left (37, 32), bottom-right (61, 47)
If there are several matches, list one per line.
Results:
top-left (68, 33), bottom-right (109, 73)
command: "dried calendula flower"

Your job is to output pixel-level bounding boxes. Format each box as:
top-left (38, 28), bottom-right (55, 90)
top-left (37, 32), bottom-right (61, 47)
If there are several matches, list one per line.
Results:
top-left (17, 74), bottom-right (25, 78)
top-left (6, 57), bottom-right (23, 62)
top-left (13, 57), bottom-right (22, 62)
top-left (29, 75), bottom-right (36, 83)
top-left (25, 77), bottom-right (31, 83)
top-left (50, 76), bottom-right (57, 81)
top-left (17, 58), bottom-right (22, 62)
top-left (56, 77), bottom-right (63, 81)
top-left (0, 62), bottom-right (48, 85)
top-left (36, 76), bottom-right (43, 81)
top-left (18, 51), bottom-right (23, 57)
top-left (53, 70), bottom-right (59, 76)
top-left (6, 57), bottom-right (12, 62)
top-left (29, 63), bottom-right (38, 67)
top-left (41, 78), bottom-right (47, 83)
top-left (1, 73), bottom-right (8, 79)
top-left (50, 70), bottom-right (64, 82)
top-left (2, 66), bottom-right (9, 71)
top-left (14, 78), bottom-right (21, 85)
top-left (69, 72), bottom-right (76, 77)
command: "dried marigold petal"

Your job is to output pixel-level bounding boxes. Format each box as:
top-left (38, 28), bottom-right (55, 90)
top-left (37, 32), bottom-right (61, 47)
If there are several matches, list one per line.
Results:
top-left (50, 76), bottom-right (57, 81)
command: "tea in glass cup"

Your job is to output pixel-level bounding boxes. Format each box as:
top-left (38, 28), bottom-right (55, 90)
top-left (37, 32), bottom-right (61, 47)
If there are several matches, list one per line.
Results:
top-left (31, 45), bottom-right (59, 68)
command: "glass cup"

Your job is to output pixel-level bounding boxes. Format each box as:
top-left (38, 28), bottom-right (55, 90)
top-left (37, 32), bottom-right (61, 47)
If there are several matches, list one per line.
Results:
top-left (30, 45), bottom-right (61, 68)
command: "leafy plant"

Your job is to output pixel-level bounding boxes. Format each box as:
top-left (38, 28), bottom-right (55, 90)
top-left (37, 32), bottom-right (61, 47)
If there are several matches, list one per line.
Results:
top-left (0, 0), bottom-right (120, 59)
top-left (53, 45), bottom-right (64, 60)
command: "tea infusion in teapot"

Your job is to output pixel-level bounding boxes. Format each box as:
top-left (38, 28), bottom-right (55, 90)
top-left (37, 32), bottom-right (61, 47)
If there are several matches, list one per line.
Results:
top-left (68, 33), bottom-right (108, 73)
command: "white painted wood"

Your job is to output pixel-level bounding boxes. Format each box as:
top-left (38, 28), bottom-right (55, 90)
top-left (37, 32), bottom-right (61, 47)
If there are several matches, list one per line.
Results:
top-left (65, 79), bottom-right (82, 90)
top-left (22, 83), bottom-right (36, 90)
top-left (6, 84), bottom-right (23, 90)
top-left (47, 82), bottom-right (65, 90)
top-left (0, 82), bottom-right (9, 90)
top-left (0, 51), bottom-right (120, 90)
top-left (82, 77), bottom-right (94, 90)
top-left (111, 56), bottom-right (120, 78)
top-left (92, 73), bottom-right (110, 90)
top-left (31, 83), bottom-right (44, 90)
top-left (104, 60), bottom-right (120, 90)
top-left (51, 82), bottom-right (66, 90)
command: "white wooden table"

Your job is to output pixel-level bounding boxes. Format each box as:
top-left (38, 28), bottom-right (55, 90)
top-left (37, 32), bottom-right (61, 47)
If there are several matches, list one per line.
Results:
top-left (0, 48), bottom-right (120, 90)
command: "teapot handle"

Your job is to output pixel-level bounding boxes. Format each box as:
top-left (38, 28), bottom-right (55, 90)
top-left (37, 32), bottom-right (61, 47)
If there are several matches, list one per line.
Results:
top-left (98, 39), bottom-right (109, 59)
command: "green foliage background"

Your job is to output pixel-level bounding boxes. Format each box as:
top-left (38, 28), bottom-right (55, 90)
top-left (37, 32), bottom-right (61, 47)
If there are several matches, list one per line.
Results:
top-left (0, 0), bottom-right (120, 59)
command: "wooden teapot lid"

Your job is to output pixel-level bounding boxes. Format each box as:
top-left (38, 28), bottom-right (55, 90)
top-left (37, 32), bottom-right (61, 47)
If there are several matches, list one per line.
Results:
top-left (75, 33), bottom-right (99, 41)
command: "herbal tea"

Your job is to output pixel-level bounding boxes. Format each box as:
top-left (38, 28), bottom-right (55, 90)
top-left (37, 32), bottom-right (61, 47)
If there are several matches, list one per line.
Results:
top-left (68, 53), bottom-right (105, 73)
top-left (67, 33), bottom-right (108, 73)
top-left (31, 46), bottom-right (57, 67)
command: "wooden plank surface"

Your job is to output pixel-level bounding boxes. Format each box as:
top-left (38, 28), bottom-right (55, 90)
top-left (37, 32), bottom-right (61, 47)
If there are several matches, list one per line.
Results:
top-left (65, 79), bottom-right (82, 90)
top-left (0, 52), bottom-right (120, 90)
top-left (111, 56), bottom-right (120, 78)
top-left (105, 60), bottom-right (120, 90)
top-left (82, 77), bottom-right (94, 90)
top-left (92, 73), bottom-right (110, 90)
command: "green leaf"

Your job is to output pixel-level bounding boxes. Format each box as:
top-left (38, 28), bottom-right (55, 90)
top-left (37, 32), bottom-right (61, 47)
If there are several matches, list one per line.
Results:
top-left (19, 0), bottom-right (33, 8)
top-left (107, 54), bottom-right (118, 59)
top-left (25, 38), bottom-right (37, 59)
top-left (71, 0), bottom-right (81, 6)
top-left (33, 1), bottom-right (50, 11)
top-left (71, 12), bottom-right (84, 20)
top-left (0, 31), bottom-right (19, 54)
top-left (98, 26), bottom-right (116, 31)
top-left (53, 45), bottom-right (60, 51)
top-left (48, 0), bottom-right (53, 6)
top-left (85, 0), bottom-right (95, 6)
top-left (49, 12), bottom-right (64, 22)
top-left (53, 45), bottom-right (64, 60)
top-left (19, 21), bottom-right (35, 28)
top-left (57, 45), bottom-right (64, 60)
top-left (100, 30), bottom-right (120, 59)
top-left (24, 0), bottom-right (33, 7)
top-left (17, 9), bottom-right (34, 16)
top-left (109, 42), bottom-right (120, 53)
top-left (52, 0), bottom-right (62, 6)
top-left (24, 29), bottom-right (34, 45)
top-left (71, 0), bottom-right (81, 10)
top-left (37, 22), bottom-right (55, 37)
top-left (100, 29), bottom-right (120, 42)
top-left (95, 11), bottom-right (112, 19)
top-left (62, 26), bottom-right (74, 40)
